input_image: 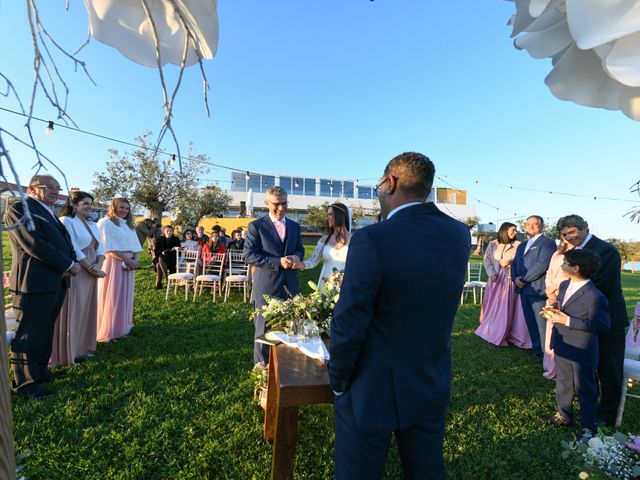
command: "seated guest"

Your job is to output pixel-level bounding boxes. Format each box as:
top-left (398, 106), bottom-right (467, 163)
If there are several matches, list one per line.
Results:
top-left (545, 249), bottom-right (611, 440)
top-left (201, 230), bottom-right (226, 265)
top-left (195, 225), bottom-right (209, 246)
top-left (181, 229), bottom-right (200, 252)
top-left (154, 225), bottom-right (181, 289)
top-left (227, 229), bottom-right (244, 251)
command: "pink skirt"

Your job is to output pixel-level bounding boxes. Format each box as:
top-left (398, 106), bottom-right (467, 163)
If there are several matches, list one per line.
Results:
top-left (476, 269), bottom-right (532, 349)
top-left (50, 246), bottom-right (98, 366)
top-left (625, 303), bottom-right (640, 349)
top-left (96, 255), bottom-right (135, 342)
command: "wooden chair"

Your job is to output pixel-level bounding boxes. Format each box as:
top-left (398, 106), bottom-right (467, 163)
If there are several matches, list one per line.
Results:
top-left (165, 249), bottom-right (199, 301)
top-left (461, 262), bottom-right (487, 305)
top-left (224, 250), bottom-right (250, 302)
top-left (194, 252), bottom-right (226, 302)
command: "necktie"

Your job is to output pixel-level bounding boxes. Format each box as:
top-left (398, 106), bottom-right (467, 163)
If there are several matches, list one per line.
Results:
top-left (275, 221), bottom-right (285, 242)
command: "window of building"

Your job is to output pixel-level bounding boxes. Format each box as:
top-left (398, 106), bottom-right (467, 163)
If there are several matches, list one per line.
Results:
top-left (304, 178), bottom-right (316, 196)
top-left (261, 175), bottom-right (275, 193)
top-left (231, 171), bottom-right (246, 192)
top-left (358, 185), bottom-right (373, 199)
top-left (320, 179), bottom-right (335, 197)
top-left (292, 177), bottom-right (304, 195)
top-left (279, 176), bottom-right (292, 192)
top-left (343, 181), bottom-right (354, 199)
top-left (247, 174), bottom-right (261, 192)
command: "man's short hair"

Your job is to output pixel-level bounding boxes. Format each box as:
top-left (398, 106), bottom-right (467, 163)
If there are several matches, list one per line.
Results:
top-left (564, 249), bottom-right (602, 279)
top-left (28, 174), bottom-right (57, 188)
top-left (164, 224), bottom-right (174, 231)
top-left (556, 214), bottom-right (588, 231)
top-left (526, 215), bottom-right (544, 227)
top-left (212, 225), bottom-right (221, 233)
top-left (265, 186), bottom-right (287, 198)
top-left (384, 152), bottom-right (434, 199)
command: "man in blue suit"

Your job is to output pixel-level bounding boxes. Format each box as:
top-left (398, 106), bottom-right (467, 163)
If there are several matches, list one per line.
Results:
top-left (511, 215), bottom-right (556, 358)
top-left (556, 214), bottom-right (629, 427)
top-left (329, 152), bottom-right (470, 479)
top-left (243, 186), bottom-right (304, 365)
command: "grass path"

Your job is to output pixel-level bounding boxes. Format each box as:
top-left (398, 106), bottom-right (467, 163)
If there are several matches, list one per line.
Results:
top-left (10, 249), bottom-right (640, 479)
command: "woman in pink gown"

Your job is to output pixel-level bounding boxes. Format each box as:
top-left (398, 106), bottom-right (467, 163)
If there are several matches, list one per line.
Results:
top-left (96, 198), bottom-right (142, 342)
top-left (625, 302), bottom-right (640, 349)
top-left (476, 222), bottom-right (531, 348)
top-left (542, 237), bottom-right (573, 379)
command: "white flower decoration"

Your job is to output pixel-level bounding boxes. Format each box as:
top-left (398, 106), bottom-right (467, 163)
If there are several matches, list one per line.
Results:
top-left (508, 0), bottom-right (640, 120)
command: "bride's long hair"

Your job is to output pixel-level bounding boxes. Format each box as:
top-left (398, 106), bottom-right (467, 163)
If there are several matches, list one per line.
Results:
top-left (325, 203), bottom-right (350, 245)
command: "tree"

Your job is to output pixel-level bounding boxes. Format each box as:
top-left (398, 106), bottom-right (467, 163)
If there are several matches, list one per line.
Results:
top-left (463, 216), bottom-right (480, 231)
top-left (173, 185), bottom-right (232, 228)
top-left (305, 202), bottom-right (331, 231)
top-left (607, 239), bottom-right (640, 270)
top-left (93, 132), bottom-right (209, 222)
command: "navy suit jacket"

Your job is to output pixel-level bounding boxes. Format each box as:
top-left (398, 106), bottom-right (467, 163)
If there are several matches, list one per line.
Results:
top-left (243, 215), bottom-right (304, 307)
top-left (328, 202), bottom-right (471, 431)
top-left (582, 235), bottom-right (629, 331)
top-left (510, 235), bottom-right (556, 297)
top-left (551, 280), bottom-right (611, 367)
top-left (6, 197), bottom-right (76, 294)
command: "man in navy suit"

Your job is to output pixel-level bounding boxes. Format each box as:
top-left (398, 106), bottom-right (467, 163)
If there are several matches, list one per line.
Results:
top-left (329, 152), bottom-right (470, 479)
top-left (556, 214), bottom-right (628, 427)
top-left (545, 249), bottom-right (610, 438)
top-left (243, 186), bottom-right (304, 364)
top-left (511, 215), bottom-right (556, 358)
top-left (6, 174), bottom-right (81, 398)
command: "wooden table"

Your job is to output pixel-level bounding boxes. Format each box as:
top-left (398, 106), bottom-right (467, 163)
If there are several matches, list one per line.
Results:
top-left (264, 342), bottom-right (333, 480)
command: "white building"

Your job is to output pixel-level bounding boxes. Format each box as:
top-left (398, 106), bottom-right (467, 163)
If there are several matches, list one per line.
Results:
top-left (224, 172), bottom-right (478, 228)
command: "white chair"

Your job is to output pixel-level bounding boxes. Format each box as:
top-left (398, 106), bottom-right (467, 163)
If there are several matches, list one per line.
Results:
top-left (224, 250), bottom-right (250, 302)
top-left (165, 249), bottom-right (199, 301)
top-left (461, 262), bottom-right (487, 305)
top-left (194, 252), bottom-right (226, 302)
top-left (615, 303), bottom-right (640, 426)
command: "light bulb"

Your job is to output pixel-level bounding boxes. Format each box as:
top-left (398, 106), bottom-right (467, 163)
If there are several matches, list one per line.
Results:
top-left (45, 120), bottom-right (55, 136)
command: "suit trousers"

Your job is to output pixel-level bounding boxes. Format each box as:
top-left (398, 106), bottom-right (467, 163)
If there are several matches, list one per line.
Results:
top-left (334, 390), bottom-right (445, 480)
top-left (10, 288), bottom-right (67, 391)
top-left (597, 328), bottom-right (626, 425)
top-left (520, 294), bottom-right (547, 356)
top-left (555, 355), bottom-right (598, 433)
top-left (253, 312), bottom-right (269, 364)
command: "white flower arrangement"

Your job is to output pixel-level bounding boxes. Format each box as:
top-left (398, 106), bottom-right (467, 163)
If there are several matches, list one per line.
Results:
top-left (562, 432), bottom-right (640, 479)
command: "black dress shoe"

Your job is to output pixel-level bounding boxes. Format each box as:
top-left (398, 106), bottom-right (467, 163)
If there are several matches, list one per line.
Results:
top-left (15, 384), bottom-right (52, 399)
top-left (40, 370), bottom-right (55, 383)
top-left (156, 283), bottom-right (163, 290)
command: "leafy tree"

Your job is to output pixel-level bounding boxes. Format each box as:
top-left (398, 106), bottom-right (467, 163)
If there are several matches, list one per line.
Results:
top-left (607, 239), bottom-right (640, 270)
top-left (173, 185), bottom-right (232, 228)
top-left (463, 216), bottom-right (480, 230)
top-left (304, 202), bottom-right (331, 231)
top-left (93, 131), bottom-right (209, 222)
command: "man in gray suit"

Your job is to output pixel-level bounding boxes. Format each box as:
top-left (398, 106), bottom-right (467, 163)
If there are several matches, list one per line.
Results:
top-left (6, 174), bottom-right (81, 398)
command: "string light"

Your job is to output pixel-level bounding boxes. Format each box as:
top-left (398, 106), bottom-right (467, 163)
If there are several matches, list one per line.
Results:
top-left (45, 120), bottom-right (54, 136)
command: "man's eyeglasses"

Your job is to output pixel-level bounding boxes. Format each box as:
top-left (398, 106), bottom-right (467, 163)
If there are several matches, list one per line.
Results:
top-left (374, 177), bottom-right (390, 198)
top-left (35, 184), bottom-right (62, 192)
top-left (267, 201), bottom-right (288, 208)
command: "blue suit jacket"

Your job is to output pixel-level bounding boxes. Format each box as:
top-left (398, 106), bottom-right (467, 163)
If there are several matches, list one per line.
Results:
top-left (243, 215), bottom-right (304, 307)
top-left (551, 280), bottom-right (611, 367)
top-left (583, 235), bottom-right (629, 331)
top-left (510, 235), bottom-right (556, 297)
top-left (328, 203), bottom-right (471, 431)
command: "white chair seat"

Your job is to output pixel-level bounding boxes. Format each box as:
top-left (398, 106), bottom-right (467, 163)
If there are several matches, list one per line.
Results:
top-left (168, 272), bottom-right (194, 280)
top-left (464, 281), bottom-right (487, 288)
top-left (196, 274), bottom-right (221, 282)
top-left (226, 274), bottom-right (248, 282)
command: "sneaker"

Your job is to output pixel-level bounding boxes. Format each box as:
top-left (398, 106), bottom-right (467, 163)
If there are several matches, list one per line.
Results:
top-left (546, 413), bottom-right (573, 427)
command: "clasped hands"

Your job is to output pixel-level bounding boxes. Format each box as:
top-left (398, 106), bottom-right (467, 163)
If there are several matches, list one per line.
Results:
top-left (280, 255), bottom-right (304, 270)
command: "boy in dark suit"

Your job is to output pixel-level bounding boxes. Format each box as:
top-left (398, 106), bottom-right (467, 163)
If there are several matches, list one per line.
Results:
top-left (543, 249), bottom-right (610, 439)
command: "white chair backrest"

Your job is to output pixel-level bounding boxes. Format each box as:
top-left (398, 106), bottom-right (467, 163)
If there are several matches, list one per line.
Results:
top-left (202, 252), bottom-right (226, 276)
top-left (228, 250), bottom-right (248, 275)
top-left (177, 249), bottom-right (200, 274)
top-left (468, 262), bottom-right (483, 282)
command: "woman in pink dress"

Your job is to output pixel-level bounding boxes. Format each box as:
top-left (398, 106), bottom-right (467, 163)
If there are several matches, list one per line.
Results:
top-left (542, 237), bottom-right (573, 379)
top-left (626, 303), bottom-right (640, 349)
top-left (476, 222), bottom-right (531, 348)
top-left (96, 198), bottom-right (142, 342)
top-left (51, 191), bottom-right (106, 366)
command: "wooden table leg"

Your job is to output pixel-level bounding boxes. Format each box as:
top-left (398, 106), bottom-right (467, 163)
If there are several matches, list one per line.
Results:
top-left (264, 347), bottom-right (278, 441)
top-left (270, 406), bottom-right (299, 480)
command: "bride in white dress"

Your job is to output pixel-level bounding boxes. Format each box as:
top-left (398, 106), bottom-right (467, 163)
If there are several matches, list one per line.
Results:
top-left (294, 202), bottom-right (351, 290)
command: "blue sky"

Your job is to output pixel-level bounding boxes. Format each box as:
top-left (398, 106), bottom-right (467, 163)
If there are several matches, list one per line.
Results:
top-left (1, 1), bottom-right (639, 240)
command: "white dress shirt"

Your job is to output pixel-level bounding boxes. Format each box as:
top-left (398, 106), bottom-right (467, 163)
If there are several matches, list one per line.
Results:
top-left (562, 278), bottom-right (590, 326)
top-left (386, 201), bottom-right (423, 220)
top-left (575, 233), bottom-right (593, 250)
top-left (523, 233), bottom-right (542, 255)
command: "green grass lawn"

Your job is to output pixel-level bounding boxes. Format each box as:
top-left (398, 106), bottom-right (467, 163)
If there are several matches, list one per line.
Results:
top-left (8, 245), bottom-right (640, 479)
